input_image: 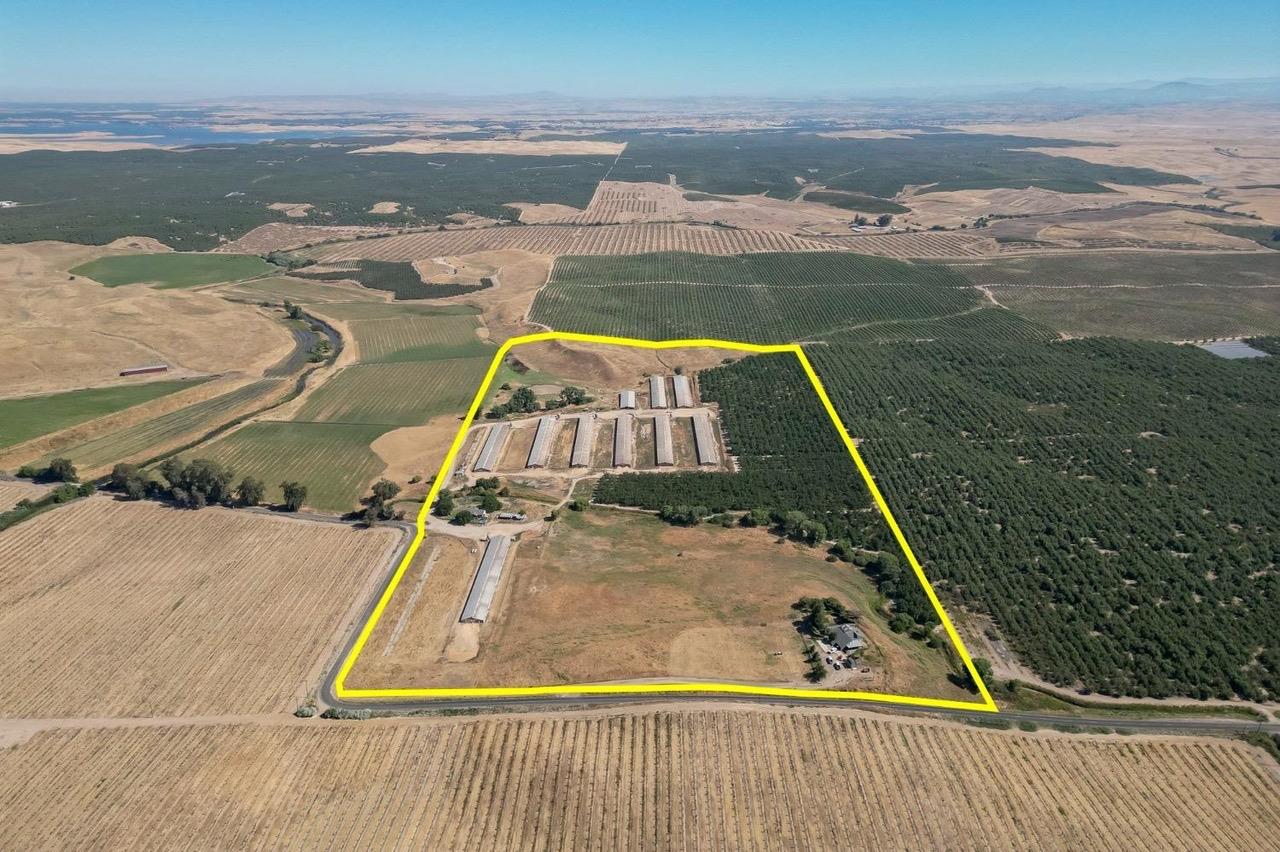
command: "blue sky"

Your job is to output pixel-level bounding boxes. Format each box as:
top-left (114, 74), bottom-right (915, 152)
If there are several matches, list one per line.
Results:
top-left (2, 0), bottom-right (1277, 99)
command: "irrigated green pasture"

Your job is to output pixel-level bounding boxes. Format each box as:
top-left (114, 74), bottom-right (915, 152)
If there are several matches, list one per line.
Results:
top-left (51, 379), bottom-right (283, 473)
top-left (70, 253), bottom-right (273, 288)
top-left (293, 359), bottom-right (488, 426)
top-left (180, 421), bottom-right (387, 512)
top-left (0, 380), bottom-right (200, 451)
top-left (529, 251), bottom-right (988, 342)
top-left (345, 314), bottom-right (488, 363)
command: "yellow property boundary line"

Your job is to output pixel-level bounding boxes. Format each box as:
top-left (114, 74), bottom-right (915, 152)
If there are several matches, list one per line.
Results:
top-left (334, 332), bottom-right (998, 712)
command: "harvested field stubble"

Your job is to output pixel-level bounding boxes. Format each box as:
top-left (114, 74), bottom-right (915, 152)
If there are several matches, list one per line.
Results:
top-left (1, 710), bottom-right (1276, 849)
top-left (0, 497), bottom-right (401, 717)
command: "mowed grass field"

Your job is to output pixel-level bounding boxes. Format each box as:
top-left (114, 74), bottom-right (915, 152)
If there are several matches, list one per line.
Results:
top-left (0, 379), bottom-right (200, 450)
top-left (70, 252), bottom-right (274, 289)
top-left (181, 421), bottom-right (388, 512)
top-left (955, 252), bottom-right (1280, 340)
top-left (529, 251), bottom-right (992, 342)
top-left (0, 496), bottom-right (400, 717)
top-left (2, 710), bottom-right (1276, 849)
top-left (48, 378), bottom-right (285, 476)
top-left (294, 359), bottom-right (489, 426)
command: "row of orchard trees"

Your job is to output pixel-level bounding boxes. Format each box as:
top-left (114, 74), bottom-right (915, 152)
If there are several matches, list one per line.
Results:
top-left (811, 336), bottom-right (1280, 702)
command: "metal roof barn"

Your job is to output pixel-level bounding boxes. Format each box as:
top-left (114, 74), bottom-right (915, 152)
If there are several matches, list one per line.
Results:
top-left (672, 374), bottom-right (694, 407)
top-left (619, 389), bottom-right (637, 409)
top-left (654, 413), bottom-right (674, 466)
top-left (526, 415), bottom-right (557, 468)
top-left (691, 413), bottom-right (719, 466)
top-left (460, 535), bottom-right (512, 623)
top-left (648, 375), bottom-right (669, 408)
top-left (570, 414), bottom-right (595, 467)
top-left (613, 413), bottom-right (634, 467)
top-left (474, 422), bottom-right (510, 472)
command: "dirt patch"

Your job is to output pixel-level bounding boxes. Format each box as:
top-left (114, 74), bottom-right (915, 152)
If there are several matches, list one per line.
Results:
top-left (0, 241), bottom-right (293, 397)
top-left (349, 139), bottom-right (626, 156)
top-left (510, 339), bottom-right (745, 390)
top-left (268, 202), bottom-right (314, 218)
top-left (409, 249), bottom-right (552, 342)
top-left (367, 201), bottom-right (401, 214)
top-left (371, 415), bottom-right (463, 497)
top-left (506, 202), bottom-right (587, 223)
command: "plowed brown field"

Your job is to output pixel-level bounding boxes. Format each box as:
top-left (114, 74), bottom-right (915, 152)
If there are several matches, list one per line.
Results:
top-left (0, 497), bottom-right (402, 717)
top-left (1, 709), bottom-right (1275, 850)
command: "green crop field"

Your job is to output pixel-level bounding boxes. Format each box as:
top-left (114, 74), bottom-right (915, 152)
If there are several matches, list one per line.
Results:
top-left (956, 252), bottom-right (1280, 339)
top-left (0, 379), bottom-right (201, 451)
top-left (180, 421), bottom-right (387, 512)
top-left (345, 315), bottom-right (489, 363)
top-left (608, 131), bottom-right (1190, 200)
top-left (293, 359), bottom-right (489, 426)
top-left (70, 253), bottom-right (274, 288)
top-left (0, 143), bottom-right (611, 249)
top-left (48, 379), bottom-right (283, 472)
top-left (529, 251), bottom-right (985, 342)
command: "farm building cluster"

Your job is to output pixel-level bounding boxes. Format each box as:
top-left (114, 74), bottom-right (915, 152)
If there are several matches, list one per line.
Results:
top-left (464, 373), bottom-right (727, 477)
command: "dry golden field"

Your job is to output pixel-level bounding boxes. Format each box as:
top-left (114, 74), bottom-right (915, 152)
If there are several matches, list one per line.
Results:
top-left (0, 709), bottom-right (1275, 850)
top-left (348, 509), bottom-right (970, 701)
top-left (303, 223), bottom-right (837, 262)
top-left (0, 478), bottom-right (47, 509)
top-left (213, 222), bottom-right (400, 254)
top-left (0, 497), bottom-right (402, 717)
top-left (0, 241), bottom-right (293, 397)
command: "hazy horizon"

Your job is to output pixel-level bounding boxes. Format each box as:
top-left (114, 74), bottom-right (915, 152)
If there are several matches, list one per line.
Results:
top-left (4, 0), bottom-right (1278, 101)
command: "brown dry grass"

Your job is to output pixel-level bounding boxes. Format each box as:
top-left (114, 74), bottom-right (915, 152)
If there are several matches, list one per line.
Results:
top-left (504, 339), bottom-right (741, 390)
top-left (955, 106), bottom-right (1280, 224)
top-left (0, 132), bottom-right (164, 154)
top-left (1, 708), bottom-right (1275, 850)
top-left (0, 241), bottom-right (293, 397)
top-left (0, 496), bottom-right (401, 717)
top-left (348, 138), bottom-right (626, 156)
top-left (267, 202), bottom-right (314, 218)
top-left (371, 414), bottom-right (463, 499)
top-left (367, 201), bottom-right (402, 214)
top-left (348, 507), bottom-right (968, 700)
top-left (212, 222), bottom-right (400, 254)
